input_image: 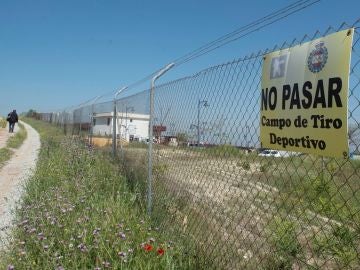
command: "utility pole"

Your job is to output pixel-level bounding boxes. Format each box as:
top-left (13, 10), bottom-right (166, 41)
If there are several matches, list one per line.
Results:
top-left (197, 99), bottom-right (209, 146)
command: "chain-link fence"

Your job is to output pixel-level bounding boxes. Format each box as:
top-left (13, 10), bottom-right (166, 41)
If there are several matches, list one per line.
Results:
top-left (37, 20), bottom-right (360, 269)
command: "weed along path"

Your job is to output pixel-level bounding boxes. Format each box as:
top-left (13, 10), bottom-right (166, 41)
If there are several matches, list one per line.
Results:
top-left (0, 121), bottom-right (40, 243)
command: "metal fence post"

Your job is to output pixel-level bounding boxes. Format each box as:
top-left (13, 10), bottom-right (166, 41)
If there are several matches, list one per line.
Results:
top-left (79, 108), bottom-right (82, 136)
top-left (63, 111), bottom-right (67, 135)
top-left (118, 103), bottom-right (124, 160)
top-left (147, 63), bottom-right (175, 215)
top-left (112, 100), bottom-right (117, 156)
top-left (197, 100), bottom-right (209, 146)
top-left (113, 87), bottom-right (128, 157)
top-left (90, 96), bottom-right (101, 145)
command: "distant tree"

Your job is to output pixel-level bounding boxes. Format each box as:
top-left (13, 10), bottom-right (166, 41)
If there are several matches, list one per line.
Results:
top-left (26, 109), bottom-right (38, 118)
top-left (176, 132), bottom-right (188, 142)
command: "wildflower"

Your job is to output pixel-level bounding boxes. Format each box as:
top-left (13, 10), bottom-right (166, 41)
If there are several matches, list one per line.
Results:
top-left (117, 232), bottom-right (126, 240)
top-left (118, 251), bottom-right (127, 257)
top-left (7, 264), bottom-right (14, 270)
top-left (55, 255), bottom-right (63, 261)
top-left (37, 232), bottom-right (46, 241)
top-left (128, 248), bottom-right (134, 254)
top-left (43, 245), bottom-right (49, 251)
top-left (19, 219), bottom-right (29, 226)
top-left (102, 261), bottom-right (111, 268)
top-left (148, 237), bottom-right (155, 243)
top-left (143, 243), bottom-right (153, 252)
top-left (77, 243), bottom-right (87, 253)
top-left (93, 228), bottom-right (101, 236)
top-left (157, 248), bottom-right (165, 256)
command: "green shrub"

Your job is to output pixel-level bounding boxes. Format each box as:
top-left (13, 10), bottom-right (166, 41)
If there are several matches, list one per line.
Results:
top-left (313, 225), bottom-right (359, 268)
top-left (0, 117), bottom-right (6, 128)
top-left (267, 217), bottom-right (303, 269)
top-left (0, 148), bottom-right (12, 167)
top-left (238, 161), bottom-right (250, 170)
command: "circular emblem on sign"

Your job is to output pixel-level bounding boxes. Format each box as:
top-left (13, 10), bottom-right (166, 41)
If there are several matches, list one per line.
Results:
top-left (307, 41), bottom-right (328, 73)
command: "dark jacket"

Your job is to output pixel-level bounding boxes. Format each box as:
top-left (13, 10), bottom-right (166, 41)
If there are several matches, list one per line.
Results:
top-left (7, 111), bottom-right (18, 123)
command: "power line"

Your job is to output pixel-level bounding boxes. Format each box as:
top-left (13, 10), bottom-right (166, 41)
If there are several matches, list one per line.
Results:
top-left (68, 0), bottom-right (320, 110)
top-left (174, 0), bottom-right (320, 66)
top-left (116, 0), bottom-right (320, 93)
top-left (172, 0), bottom-right (315, 65)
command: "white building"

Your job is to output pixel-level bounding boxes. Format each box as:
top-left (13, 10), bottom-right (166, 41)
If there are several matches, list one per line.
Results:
top-left (92, 112), bottom-right (150, 142)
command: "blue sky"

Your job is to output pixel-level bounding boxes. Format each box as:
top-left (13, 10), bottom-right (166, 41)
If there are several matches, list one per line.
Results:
top-left (0, 0), bottom-right (359, 116)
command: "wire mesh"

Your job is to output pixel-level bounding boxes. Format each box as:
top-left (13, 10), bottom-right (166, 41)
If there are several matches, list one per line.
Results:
top-left (37, 20), bottom-right (360, 269)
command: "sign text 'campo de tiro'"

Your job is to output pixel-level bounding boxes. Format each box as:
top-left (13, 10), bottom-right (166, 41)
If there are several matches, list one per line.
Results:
top-left (260, 28), bottom-right (354, 158)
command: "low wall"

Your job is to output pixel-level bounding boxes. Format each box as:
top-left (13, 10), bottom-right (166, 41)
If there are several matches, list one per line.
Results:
top-left (91, 137), bottom-right (128, 148)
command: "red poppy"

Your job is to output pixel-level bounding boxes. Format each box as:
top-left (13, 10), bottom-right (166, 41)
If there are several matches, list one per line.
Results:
top-left (144, 243), bottom-right (153, 252)
top-left (157, 248), bottom-right (165, 256)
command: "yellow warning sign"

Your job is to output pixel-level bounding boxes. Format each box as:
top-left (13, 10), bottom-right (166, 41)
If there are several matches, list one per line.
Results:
top-left (260, 29), bottom-right (354, 158)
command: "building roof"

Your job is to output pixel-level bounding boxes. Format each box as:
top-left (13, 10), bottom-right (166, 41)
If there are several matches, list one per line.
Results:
top-left (93, 112), bottom-right (150, 121)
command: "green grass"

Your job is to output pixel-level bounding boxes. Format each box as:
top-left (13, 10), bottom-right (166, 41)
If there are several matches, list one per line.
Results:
top-left (0, 118), bottom-right (200, 269)
top-left (126, 141), bottom-right (148, 149)
top-left (0, 148), bottom-right (12, 167)
top-left (313, 225), bottom-right (359, 269)
top-left (6, 123), bottom-right (27, 149)
top-left (264, 217), bottom-right (303, 269)
top-left (0, 118), bottom-right (6, 128)
top-left (256, 154), bottom-right (360, 267)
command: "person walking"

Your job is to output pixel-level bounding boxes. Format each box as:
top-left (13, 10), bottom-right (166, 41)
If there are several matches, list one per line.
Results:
top-left (6, 110), bottom-right (18, 133)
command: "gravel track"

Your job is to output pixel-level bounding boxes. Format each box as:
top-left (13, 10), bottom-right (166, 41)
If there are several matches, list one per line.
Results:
top-left (0, 122), bottom-right (40, 248)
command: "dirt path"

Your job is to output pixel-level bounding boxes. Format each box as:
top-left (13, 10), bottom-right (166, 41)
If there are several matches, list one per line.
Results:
top-left (0, 121), bottom-right (41, 246)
